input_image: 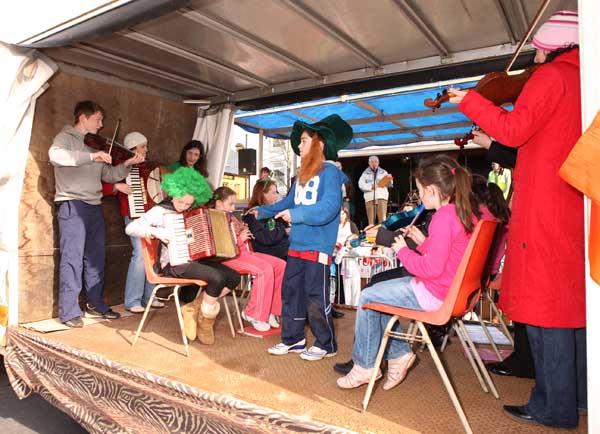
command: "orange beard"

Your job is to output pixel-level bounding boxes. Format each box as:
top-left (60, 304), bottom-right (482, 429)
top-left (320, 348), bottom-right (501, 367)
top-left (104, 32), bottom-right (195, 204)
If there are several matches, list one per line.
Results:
top-left (297, 136), bottom-right (325, 185)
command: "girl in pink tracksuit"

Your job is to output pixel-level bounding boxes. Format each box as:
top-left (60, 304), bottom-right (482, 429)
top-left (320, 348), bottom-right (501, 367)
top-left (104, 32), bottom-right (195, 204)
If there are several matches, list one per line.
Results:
top-left (211, 187), bottom-right (285, 332)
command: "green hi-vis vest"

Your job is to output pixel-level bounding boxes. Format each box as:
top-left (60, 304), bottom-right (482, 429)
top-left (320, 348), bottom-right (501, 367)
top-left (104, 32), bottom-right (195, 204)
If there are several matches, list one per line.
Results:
top-left (488, 169), bottom-right (511, 199)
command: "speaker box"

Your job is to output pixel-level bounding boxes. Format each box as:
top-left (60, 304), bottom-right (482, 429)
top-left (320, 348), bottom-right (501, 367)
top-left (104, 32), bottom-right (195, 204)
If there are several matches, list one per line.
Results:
top-left (238, 148), bottom-right (256, 175)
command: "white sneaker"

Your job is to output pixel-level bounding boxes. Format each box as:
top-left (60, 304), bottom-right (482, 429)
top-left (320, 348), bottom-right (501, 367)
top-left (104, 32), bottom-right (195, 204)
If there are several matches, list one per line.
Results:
top-left (242, 311), bottom-right (270, 332)
top-left (268, 339), bottom-right (306, 355)
top-left (128, 305), bottom-right (145, 314)
top-left (299, 346), bottom-right (337, 361)
top-left (150, 299), bottom-right (165, 308)
top-left (268, 313), bottom-right (280, 328)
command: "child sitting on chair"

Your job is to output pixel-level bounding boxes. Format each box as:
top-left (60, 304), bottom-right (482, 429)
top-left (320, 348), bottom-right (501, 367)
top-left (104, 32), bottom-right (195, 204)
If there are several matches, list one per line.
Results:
top-left (210, 186), bottom-right (286, 333)
top-left (125, 167), bottom-right (240, 345)
top-left (337, 155), bottom-right (483, 390)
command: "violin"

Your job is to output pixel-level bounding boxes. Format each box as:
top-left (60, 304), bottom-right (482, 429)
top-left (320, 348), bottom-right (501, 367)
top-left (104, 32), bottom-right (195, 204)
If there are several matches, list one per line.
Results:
top-left (84, 133), bottom-right (168, 176)
top-left (349, 204), bottom-right (425, 248)
top-left (381, 204), bottom-right (425, 232)
top-left (423, 65), bottom-right (540, 111)
top-left (423, 0), bottom-right (551, 146)
top-left (84, 133), bottom-right (135, 161)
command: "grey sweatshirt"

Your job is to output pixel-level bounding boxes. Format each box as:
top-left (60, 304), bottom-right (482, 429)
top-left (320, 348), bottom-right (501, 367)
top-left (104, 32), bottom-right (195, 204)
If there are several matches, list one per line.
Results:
top-left (49, 125), bottom-right (129, 205)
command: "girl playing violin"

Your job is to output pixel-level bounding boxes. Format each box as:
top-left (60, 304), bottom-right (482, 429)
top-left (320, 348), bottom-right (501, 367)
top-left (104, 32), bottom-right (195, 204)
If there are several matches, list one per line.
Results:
top-left (448, 10), bottom-right (585, 428)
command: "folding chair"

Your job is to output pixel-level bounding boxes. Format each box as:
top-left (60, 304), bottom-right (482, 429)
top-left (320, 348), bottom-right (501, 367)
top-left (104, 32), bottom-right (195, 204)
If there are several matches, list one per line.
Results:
top-left (231, 270), bottom-right (254, 334)
top-left (483, 273), bottom-right (513, 346)
top-left (132, 238), bottom-right (236, 356)
top-left (361, 220), bottom-right (497, 434)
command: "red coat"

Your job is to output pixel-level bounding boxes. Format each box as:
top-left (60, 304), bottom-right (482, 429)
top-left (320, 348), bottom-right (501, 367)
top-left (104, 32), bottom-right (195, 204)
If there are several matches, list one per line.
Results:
top-left (460, 49), bottom-right (585, 328)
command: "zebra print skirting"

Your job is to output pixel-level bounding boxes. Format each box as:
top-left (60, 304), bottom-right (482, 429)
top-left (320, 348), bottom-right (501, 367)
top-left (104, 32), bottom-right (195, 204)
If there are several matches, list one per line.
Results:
top-left (4, 328), bottom-right (353, 434)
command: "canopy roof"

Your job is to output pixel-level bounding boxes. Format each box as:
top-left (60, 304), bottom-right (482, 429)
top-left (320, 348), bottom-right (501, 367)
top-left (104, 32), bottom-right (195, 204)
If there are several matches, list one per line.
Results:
top-left (235, 76), bottom-right (484, 153)
top-left (29, 0), bottom-right (576, 107)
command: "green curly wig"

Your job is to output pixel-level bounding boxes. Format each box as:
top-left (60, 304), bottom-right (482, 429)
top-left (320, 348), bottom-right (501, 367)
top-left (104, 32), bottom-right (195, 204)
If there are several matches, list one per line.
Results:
top-left (161, 166), bottom-right (212, 207)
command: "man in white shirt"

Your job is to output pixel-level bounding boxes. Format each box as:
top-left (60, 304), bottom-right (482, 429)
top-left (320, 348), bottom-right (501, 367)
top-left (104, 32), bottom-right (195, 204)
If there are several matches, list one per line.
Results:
top-left (358, 156), bottom-right (392, 225)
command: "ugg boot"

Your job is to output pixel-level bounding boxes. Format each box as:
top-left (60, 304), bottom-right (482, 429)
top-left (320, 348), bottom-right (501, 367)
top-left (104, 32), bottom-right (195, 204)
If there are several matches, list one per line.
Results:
top-left (197, 302), bottom-right (220, 345)
top-left (181, 296), bottom-right (202, 341)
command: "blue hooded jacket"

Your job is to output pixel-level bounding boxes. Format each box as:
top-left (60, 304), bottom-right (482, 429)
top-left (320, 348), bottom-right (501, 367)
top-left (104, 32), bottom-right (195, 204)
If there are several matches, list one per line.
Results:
top-left (257, 161), bottom-right (348, 256)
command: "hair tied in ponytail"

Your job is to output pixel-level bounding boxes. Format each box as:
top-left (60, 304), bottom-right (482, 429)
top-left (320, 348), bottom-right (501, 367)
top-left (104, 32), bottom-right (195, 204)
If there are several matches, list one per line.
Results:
top-left (451, 167), bottom-right (457, 175)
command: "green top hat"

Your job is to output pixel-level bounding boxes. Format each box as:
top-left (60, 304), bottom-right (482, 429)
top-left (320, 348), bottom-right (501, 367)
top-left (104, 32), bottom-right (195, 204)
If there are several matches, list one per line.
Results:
top-left (290, 114), bottom-right (353, 161)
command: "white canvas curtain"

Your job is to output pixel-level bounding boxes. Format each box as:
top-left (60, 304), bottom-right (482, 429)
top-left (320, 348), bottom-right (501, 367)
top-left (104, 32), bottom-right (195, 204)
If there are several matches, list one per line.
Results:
top-left (0, 43), bottom-right (56, 343)
top-left (192, 103), bottom-right (236, 188)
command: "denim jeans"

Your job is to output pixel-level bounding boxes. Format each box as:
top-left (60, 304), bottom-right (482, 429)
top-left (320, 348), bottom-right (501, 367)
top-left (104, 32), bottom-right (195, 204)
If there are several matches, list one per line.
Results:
top-left (57, 201), bottom-right (109, 321)
top-left (123, 217), bottom-right (154, 309)
top-left (352, 276), bottom-right (423, 369)
top-left (525, 325), bottom-right (587, 428)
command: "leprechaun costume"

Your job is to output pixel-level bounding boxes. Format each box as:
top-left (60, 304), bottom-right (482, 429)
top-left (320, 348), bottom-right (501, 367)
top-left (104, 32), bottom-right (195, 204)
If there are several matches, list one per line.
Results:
top-left (256, 114), bottom-right (353, 361)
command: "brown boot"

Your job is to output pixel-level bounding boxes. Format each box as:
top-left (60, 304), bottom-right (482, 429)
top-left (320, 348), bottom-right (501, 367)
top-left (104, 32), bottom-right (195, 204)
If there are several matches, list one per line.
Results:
top-left (197, 302), bottom-right (220, 345)
top-left (181, 297), bottom-right (201, 341)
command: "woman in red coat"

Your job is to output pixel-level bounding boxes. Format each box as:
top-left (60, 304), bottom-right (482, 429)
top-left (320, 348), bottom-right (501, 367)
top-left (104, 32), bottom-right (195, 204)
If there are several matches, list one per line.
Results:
top-left (449, 10), bottom-right (585, 429)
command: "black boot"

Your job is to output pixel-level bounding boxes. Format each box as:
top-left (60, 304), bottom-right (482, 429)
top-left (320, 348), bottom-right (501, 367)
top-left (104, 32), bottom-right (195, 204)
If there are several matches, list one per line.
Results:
top-left (332, 308), bottom-right (345, 318)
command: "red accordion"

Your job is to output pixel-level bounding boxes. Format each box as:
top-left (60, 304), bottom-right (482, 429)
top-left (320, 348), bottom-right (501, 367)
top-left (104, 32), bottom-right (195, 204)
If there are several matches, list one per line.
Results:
top-left (164, 208), bottom-right (239, 266)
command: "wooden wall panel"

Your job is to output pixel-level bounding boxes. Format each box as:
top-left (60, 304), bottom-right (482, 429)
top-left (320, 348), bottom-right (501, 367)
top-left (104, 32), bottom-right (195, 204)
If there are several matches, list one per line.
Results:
top-left (19, 71), bottom-right (197, 323)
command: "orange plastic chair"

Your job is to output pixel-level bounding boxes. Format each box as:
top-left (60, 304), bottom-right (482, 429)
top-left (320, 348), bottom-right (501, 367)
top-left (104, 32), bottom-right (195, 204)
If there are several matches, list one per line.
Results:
top-left (361, 220), bottom-right (497, 434)
top-left (132, 238), bottom-right (235, 356)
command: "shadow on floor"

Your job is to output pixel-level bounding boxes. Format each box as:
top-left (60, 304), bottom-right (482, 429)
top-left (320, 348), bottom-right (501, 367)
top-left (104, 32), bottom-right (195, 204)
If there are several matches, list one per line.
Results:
top-left (0, 356), bottom-right (88, 434)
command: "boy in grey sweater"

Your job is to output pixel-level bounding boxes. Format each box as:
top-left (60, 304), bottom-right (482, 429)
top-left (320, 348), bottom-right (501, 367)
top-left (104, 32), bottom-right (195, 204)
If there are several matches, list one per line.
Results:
top-left (49, 101), bottom-right (143, 327)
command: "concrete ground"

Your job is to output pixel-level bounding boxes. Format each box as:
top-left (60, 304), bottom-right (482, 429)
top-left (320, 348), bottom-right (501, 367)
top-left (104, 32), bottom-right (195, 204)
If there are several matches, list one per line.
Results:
top-left (0, 356), bottom-right (88, 434)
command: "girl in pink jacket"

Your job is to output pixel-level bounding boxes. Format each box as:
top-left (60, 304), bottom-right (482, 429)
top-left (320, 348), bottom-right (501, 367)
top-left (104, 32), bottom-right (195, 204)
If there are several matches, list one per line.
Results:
top-left (337, 155), bottom-right (481, 390)
top-left (212, 187), bottom-right (285, 333)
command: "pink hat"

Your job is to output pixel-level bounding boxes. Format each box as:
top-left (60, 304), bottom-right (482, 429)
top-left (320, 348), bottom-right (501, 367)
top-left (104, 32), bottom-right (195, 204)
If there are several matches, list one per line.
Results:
top-left (532, 10), bottom-right (578, 51)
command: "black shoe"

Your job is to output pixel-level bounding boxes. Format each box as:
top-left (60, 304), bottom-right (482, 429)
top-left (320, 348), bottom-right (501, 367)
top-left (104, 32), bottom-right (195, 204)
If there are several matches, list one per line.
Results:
top-left (332, 309), bottom-right (345, 318)
top-left (488, 362), bottom-right (512, 376)
top-left (86, 304), bottom-right (121, 320)
top-left (502, 405), bottom-right (540, 426)
top-left (63, 317), bottom-right (84, 328)
top-left (488, 362), bottom-right (535, 379)
top-left (333, 359), bottom-right (354, 375)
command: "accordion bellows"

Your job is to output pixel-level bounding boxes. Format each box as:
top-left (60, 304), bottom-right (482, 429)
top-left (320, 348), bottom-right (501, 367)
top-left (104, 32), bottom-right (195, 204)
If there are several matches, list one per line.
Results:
top-left (164, 208), bottom-right (239, 266)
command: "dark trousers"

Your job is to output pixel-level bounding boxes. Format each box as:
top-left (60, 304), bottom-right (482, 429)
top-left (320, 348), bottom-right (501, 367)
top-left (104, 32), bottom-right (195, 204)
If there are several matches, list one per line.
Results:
top-left (57, 200), bottom-right (109, 322)
top-left (164, 261), bottom-right (240, 298)
top-left (525, 325), bottom-right (587, 428)
top-left (281, 256), bottom-right (336, 353)
top-left (502, 322), bottom-right (535, 377)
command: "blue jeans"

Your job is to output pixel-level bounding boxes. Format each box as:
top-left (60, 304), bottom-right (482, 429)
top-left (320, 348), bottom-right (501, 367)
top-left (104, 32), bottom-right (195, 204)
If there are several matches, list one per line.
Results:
top-left (525, 325), bottom-right (587, 428)
top-left (352, 276), bottom-right (423, 369)
top-left (123, 217), bottom-right (154, 309)
top-left (57, 201), bottom-right (109, 322)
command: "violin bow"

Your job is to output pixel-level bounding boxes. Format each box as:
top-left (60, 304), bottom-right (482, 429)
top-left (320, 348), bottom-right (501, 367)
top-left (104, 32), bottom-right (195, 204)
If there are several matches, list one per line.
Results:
top-left (107, 118), bottom-right (121, 156)
top-left (505, 0), bottom-right (552, 72)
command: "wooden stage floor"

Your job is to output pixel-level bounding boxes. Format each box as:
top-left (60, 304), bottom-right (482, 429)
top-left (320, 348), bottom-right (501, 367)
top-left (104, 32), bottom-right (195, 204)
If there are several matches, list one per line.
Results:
top-left (39, 303), bottom-right (587, 434)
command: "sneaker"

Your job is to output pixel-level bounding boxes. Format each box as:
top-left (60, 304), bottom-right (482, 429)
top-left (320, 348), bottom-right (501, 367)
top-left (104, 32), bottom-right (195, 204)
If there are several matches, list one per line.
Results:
top-left (85, 304), bottom-right (121, 320)
top-left (127, 305), bottom-right (145, 314)
top-left (268, 313), bottom-right (280, 328)
top-left (299, 346), bottom-right (337, 361)
top-left (337, 364), bottom-right (382, 389)
top-left (242, 311), bottom-right (270, 332)
top-left (268, 339), bottom-right (306, 355)
top-left (150, 299), bottom-right (165, 308)
top-left (383, 352), bottom-right (416, 390)
top-left (63, 317), bottom-right (84, 328)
